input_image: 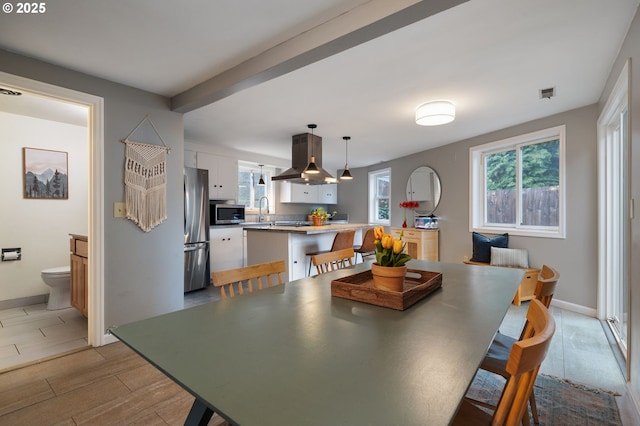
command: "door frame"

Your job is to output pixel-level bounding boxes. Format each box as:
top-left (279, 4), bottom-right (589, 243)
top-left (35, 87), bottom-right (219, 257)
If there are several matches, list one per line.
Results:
top-left (0, 71), bottom-right (105, 346)
top-left (597, 59), bottom-right (631, 375)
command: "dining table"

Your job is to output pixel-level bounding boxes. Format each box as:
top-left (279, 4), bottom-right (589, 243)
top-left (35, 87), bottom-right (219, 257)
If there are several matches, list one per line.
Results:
top-left (110, 259), bottom-right (523, 426)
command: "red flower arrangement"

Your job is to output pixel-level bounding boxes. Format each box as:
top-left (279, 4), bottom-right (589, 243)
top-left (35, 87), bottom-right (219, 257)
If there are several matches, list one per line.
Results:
top-left (399, 201), bottom-right (419, 227)
top-left (399, 201), bottom-right (419, 209)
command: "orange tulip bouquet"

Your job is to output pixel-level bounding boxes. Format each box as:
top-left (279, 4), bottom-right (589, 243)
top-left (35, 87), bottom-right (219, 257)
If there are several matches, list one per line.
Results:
top-left (373, 226), bottom-right (411, 267)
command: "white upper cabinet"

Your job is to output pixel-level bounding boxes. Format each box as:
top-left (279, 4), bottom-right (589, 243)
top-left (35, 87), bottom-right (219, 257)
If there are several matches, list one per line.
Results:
top-left (280, 182), bottom-right (318, 203)
top-left (196, 152), bottom-right (238, 200)
top-left (280, 182), bottom-right (338, 204)
top-left (317, 185), bottom-right (337, 204)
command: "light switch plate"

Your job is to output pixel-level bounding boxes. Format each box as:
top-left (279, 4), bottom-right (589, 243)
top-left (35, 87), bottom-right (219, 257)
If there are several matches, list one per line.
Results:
top-left (114, 202), bottom-right (127, 218)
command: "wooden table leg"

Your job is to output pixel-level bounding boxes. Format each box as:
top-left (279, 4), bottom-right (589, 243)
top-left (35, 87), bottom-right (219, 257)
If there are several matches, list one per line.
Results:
top-left (184, 398), bottom-right (214, 426)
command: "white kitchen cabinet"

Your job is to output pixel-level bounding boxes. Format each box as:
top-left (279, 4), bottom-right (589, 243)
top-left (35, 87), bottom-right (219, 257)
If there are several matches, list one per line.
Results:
top-left (196, 152), bottom-right (238, 200)
top-left (184, 150), bottom-right (197, 168)
top-left (279, 182), bottom-right (337, 204)
top-left (210, 227), bottom-right (244, 273)
top-left (280, 182), bottom-right (317, 203)
top-left (317, 184), bottom-right (337, 204)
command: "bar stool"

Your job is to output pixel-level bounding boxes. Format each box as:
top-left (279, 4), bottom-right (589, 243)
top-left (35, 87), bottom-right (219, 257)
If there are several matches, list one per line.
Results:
top-left (353, 227), bottom-right (376, 263)
top-left (306, 230), bottom-right (355, 276)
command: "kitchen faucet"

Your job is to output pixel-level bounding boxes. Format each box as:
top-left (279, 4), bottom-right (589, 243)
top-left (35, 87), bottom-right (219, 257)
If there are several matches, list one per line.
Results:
top-left (258, 196), bottom-right (270, 222)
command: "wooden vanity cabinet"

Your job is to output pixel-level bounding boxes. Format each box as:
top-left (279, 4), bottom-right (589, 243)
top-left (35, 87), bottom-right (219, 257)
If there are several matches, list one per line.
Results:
top-left (70, 235), bottom-right (88, 317)
top-left (391, 228), bottom-right (439, 261)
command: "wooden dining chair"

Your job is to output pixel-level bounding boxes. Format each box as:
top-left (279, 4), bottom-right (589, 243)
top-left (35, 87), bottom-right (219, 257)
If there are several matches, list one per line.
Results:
top-left (353, 227), bottom-right (376, 263)
top-left (476, 265), bottom-right (560, 424)
top-left (312, 247), bottom-right (355, 275)
top-left (452, 298), bottom-right (556, 426)
top-left (211, 260), bottom-right (286, 299)
top-left (306, 229), bottom-right (355, 276)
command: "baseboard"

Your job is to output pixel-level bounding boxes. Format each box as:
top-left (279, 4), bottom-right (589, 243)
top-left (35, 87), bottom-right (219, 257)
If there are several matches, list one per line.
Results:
top-left (550, 298), bottom-right (596, 317)
top-left (101, 332), bottom-right (119, 346)
top-left (0, 294), bottom-right (48, 310)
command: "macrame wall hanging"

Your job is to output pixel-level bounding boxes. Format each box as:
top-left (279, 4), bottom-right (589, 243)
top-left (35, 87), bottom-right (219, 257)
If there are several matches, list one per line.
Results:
top-left (121, 115), bottom-right (170, 232)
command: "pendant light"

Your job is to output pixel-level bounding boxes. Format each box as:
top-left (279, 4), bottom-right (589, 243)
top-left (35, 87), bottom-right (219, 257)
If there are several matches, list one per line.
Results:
top-left (340, 136), bottom-right (353, 180)
top-left (258, 164), bottom-right (265, 186)
top-left (303, 124), bottom-right (320, 174)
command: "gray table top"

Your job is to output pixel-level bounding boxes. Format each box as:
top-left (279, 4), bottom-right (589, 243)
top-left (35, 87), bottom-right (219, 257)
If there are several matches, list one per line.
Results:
top-left (111, 260), bottom-right (523, 426)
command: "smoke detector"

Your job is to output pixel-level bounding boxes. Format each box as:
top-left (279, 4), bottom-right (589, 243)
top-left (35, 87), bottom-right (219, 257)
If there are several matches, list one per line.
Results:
top-left (539, 87), bottom-right (555, 100)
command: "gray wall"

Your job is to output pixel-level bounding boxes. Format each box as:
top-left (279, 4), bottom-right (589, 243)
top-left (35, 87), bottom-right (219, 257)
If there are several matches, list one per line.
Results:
top-left (599, 6), bottom-right (640, 410)
top-left (0, 49), bottom-right (185, 329)
top-left (339, 104), bottom-right (598, 309)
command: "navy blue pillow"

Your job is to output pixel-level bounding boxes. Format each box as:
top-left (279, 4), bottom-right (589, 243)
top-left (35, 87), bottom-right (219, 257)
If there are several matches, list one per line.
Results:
top-left (471, 232), bottom-right (509, 263)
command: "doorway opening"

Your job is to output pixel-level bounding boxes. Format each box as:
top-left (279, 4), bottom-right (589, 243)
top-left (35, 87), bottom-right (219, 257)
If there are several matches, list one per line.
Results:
top-left (0, 71), bottom-right (105, 370)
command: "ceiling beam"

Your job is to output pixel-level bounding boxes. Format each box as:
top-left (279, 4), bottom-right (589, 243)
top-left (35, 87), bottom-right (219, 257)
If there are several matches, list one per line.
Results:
top-left (170, 0), bottom-right (468, 113)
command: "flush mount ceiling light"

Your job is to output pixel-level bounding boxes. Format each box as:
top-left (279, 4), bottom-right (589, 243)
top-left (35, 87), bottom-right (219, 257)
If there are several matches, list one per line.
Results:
top-left (303, 124), bottom-right (320, 174)
top-left (340, 136), bottom-right (353, 180)
top-left (415, 101), bottom-right (455, 126)
top-left (258, 164), bottom-right (265, 186)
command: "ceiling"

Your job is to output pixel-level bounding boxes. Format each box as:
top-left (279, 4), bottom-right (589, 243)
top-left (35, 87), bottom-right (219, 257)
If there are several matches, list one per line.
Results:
top-left (0, 0), bottom-right (638, 172)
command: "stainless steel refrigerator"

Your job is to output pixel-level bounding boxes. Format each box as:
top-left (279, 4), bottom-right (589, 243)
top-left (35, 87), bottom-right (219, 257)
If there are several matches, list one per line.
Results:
top-left (184, 167), bottom-right (210, 292)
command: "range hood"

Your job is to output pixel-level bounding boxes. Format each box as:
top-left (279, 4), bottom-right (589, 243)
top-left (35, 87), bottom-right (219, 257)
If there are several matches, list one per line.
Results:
top-left (272, 132), bottom-right (338, 185)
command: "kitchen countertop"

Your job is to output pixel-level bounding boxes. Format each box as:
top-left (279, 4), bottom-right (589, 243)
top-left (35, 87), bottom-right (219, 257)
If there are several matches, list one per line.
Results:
top-left (244, 223), bottom-right (370, 234)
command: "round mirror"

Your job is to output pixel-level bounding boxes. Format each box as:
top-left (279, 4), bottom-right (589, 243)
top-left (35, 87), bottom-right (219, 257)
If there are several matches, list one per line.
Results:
top-left (406, 166), bottom-right (442, 215)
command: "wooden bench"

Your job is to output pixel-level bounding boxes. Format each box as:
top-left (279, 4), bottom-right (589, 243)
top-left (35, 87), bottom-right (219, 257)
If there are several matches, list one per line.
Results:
top-left (463, 259), bottom-right (539, 306)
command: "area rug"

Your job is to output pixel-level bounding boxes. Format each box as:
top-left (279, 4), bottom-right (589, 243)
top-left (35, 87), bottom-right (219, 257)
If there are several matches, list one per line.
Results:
top-left (466, 370), bottom-right (622, 425)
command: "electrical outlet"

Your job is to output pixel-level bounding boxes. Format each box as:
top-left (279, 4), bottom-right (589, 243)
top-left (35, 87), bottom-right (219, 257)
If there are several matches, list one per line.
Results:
top-left (114, 202), bottom-right (127, 218)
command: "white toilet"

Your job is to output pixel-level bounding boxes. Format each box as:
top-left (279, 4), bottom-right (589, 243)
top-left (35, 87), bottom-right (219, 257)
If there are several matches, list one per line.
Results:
top-left (41, 266), bottom-right (71, 310)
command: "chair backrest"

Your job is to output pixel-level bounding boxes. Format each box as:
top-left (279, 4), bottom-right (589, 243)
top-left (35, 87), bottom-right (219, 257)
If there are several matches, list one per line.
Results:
top-left (212, 260), bottom-right (286, 299)
top-left (357, 228), bottom-right (377, 253)
top-left (312, 247), bottom-right (355, 275)
top-left (493, 299), bottom-right (556, 426)
top-left (518, 265), bottom-right (559, 341)
top-left (535, 264), bottom-right (560, 308)
top-left (331, 230), bottom-right (356, 251)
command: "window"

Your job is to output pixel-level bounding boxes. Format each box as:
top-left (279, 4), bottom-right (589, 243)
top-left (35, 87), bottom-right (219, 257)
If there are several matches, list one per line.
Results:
top-left (238, 162), bottom-right (276, 213)
top-left (470, 125), bottom-right (565, 238)
top-left (369, 168), bottom-right (391, 225)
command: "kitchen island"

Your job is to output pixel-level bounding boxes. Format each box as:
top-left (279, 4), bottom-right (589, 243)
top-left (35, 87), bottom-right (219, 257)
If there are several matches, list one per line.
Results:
top-left (246, 223), bottom-right (369, 281)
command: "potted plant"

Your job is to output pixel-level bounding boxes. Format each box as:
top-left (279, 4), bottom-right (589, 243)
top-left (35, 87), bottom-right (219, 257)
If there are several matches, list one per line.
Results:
top-left (310, 207), bottom-right (335, 226)
top-left (371, 226), bottom-right (412, 291)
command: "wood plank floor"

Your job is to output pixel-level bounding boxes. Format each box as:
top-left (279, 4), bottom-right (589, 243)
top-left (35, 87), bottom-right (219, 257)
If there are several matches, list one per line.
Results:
top-left (0, 342), bottom-right (226, 425)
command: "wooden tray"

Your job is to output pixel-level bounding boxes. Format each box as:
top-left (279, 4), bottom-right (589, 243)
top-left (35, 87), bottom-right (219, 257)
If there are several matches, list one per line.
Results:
top-left (331, 269), bottom-right (442, 310)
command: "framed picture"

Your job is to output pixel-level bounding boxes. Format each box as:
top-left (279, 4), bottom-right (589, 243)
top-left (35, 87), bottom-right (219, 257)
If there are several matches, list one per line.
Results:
top-left (23, 147), bottom-right (69, 199)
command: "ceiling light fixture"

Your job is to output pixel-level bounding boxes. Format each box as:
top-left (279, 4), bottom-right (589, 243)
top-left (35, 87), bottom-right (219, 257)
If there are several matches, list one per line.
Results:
top-left (415, 101), bottom-right (455, 126)
top-left (303, 124), bottom-right (320, 174)
top-left (258, 164), bottom-right (265, 186)
top-left (341, 136), bottom-right (353, 180)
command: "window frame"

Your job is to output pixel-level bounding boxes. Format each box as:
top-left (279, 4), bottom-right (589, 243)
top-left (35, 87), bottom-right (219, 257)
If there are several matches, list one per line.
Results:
top-left (368, 168), bottom-right (391, 225)
top-left (469, 125), bottom-right (566, 239)
top-left (237, 161), bottom-right (276, 214)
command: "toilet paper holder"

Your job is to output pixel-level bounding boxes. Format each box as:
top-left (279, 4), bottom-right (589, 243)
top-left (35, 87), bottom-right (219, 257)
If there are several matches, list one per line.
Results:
top-left (2, 248), bottom-right (21, 261)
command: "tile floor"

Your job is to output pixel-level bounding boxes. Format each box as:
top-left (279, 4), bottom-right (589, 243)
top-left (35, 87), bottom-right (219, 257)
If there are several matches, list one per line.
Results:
top-left (0, 290), bottom-right (629, 415)
top-left (0, 304), bottom-right (88, 371)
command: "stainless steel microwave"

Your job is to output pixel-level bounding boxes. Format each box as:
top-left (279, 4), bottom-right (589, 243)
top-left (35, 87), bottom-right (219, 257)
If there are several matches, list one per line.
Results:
top-left (210, 202), bottom-right (245, 225)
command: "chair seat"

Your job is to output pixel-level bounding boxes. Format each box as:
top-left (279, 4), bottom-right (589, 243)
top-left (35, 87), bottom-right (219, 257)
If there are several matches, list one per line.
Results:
top-left (481, 331), bottom-right (516, 376)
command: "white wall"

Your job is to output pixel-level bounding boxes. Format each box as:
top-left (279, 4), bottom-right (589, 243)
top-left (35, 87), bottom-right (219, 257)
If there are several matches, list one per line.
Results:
top-left (0, 111), bottom-right (88, 302)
